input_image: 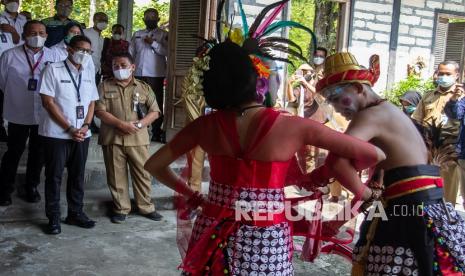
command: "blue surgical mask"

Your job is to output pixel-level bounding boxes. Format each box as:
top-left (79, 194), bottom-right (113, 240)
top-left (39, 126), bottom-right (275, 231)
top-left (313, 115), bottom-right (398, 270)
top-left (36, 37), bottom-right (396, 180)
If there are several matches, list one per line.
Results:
top-left (437, 75), bottom-right (456, 88)
top-left (404, 105), bottom-right (416, 114)
top-left (64, 34), bottom-right (76, 44)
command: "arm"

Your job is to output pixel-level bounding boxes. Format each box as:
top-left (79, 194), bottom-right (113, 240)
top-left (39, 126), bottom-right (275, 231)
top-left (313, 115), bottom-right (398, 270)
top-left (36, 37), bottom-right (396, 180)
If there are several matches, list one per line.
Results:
top-left (79, 101), bottom-right (95, 135)
top-left (0, 24), bottom-right (19, 44)
top-left (41, 95), bottom-right (85, 142)
top-left (411, 99), bottom-right (425, 126)
top-left (151, 30), bottom-right (168, 56)
top-left (0, 51), bottom-right (8, 91)
top-left (144, 118), bottom-right (202, 199)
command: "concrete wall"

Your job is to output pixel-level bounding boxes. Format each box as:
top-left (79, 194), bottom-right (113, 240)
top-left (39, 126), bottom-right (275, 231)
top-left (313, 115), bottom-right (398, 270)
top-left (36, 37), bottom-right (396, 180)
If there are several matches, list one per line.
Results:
top-left (349, 0), bottom-right (465, 91)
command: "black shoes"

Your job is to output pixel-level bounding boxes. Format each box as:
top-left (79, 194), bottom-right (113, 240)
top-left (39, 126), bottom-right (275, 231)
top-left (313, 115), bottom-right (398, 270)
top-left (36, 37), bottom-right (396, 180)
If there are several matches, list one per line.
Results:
top-left (64, 213), bottom-right (96, 229)
top-left (110, 213), bottom-right (127, 224)
top-left (0, 193), bottom-right (12, 206)
top-left (46, 216), bottom-right (61, 235)
top-left (144, 211), bottom-right (163, 221)
top-left (25, 187), bottom-right (41, 203)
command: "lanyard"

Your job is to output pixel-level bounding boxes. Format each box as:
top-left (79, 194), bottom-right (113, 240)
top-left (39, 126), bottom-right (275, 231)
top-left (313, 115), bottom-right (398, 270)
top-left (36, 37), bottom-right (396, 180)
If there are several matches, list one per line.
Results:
top-left (64, 61), bottom-right (82, 103)
top-left (22, 45), bottom-right (44, 77)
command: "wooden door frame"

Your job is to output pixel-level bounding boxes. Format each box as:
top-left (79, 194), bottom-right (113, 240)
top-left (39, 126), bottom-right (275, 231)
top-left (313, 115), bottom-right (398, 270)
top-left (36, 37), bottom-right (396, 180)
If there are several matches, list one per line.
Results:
top-left (165, 0), bottom-right (216, 140)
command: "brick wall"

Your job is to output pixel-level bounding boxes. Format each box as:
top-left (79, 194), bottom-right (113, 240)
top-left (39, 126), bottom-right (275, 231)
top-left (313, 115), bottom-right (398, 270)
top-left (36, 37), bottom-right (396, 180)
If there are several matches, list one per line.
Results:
top-left (349, 0), bottom-right (465, 91)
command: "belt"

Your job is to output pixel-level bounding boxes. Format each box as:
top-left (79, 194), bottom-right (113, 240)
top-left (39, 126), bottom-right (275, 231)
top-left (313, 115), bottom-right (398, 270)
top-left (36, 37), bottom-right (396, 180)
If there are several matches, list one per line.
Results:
top-left (384, 176), bottom-right (443, 200)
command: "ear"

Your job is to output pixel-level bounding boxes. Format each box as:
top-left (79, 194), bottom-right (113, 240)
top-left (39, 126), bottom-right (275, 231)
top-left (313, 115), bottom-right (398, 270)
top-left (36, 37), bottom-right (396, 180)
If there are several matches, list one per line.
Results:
top-left (352, 82), bottom-right (364, 94)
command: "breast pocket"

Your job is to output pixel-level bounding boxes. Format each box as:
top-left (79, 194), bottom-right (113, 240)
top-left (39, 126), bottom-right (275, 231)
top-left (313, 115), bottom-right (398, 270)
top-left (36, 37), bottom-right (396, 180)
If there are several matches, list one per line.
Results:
top-left (104, 92), bottom-right (122, 115)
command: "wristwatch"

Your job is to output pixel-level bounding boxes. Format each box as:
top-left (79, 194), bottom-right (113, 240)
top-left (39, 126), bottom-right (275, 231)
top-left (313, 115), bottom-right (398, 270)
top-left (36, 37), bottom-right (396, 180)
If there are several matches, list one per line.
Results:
top-left (135, 121), bottom-right (143, 129)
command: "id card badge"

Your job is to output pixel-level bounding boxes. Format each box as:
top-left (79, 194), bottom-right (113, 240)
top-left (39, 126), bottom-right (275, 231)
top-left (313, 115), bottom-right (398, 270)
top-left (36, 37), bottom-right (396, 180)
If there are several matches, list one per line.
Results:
top-left (76, 105), bottom-right (85, 120)
top-left (28, 78), bottom-right (38, 91)
top-left (0, 34), bottom-right (7, 43)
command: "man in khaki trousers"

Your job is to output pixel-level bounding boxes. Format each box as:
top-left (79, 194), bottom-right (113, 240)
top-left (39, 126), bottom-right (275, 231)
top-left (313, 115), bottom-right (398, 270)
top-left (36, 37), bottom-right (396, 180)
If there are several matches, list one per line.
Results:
top-left (95, 52), bottom-right (163, 223)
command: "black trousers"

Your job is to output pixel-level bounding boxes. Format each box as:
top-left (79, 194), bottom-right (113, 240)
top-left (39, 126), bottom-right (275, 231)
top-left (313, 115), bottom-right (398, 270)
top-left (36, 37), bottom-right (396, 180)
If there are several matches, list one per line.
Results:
top-left (42, 136), bottom-right (90, 219)
top-left (0, 123), bottom-right (43, 195)
top-left (135, 76), bottom-right (165, 136)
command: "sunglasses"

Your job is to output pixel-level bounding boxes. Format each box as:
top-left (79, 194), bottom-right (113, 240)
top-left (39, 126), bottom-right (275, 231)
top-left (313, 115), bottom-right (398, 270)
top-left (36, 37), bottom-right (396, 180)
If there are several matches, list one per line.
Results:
top-left (322, 84), bottom-right (352, 103)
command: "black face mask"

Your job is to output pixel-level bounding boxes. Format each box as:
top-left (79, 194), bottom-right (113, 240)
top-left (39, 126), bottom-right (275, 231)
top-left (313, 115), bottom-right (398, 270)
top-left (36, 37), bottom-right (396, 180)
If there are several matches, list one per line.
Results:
top-left (145, 20), bottom-right (158, 29)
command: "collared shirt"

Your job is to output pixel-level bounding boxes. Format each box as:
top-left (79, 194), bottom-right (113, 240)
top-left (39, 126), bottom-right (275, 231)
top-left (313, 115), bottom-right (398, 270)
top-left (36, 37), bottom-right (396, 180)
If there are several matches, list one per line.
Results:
top-left (412, 87), bottom-right (462, 138)
top-left (0, 45), bottom-right (58, 125)
top-left (42, 16), bottom-right (77, 47)
top-left (0, 30), bottom-right (14, 56)
top-left (39, 59), bottom-right (99, 139)
top-left (0, 11), bottom-right (26, 44)
top-left (83, 27), bottom-right (104, 74)
top-left (129, 28), bottom-right (168, 77)
top-left (50, 40), bottom-right (68, 61)
top-left (95, 78), bottom-right (160, 146)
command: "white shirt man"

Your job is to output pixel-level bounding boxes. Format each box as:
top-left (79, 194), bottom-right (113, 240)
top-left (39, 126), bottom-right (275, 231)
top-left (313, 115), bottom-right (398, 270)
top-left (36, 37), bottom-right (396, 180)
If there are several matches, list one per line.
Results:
top-left (39, 35), bottom-right (98, 235)
top-left (0, 45), bottom-right (57, 125)
top-left (83, 27), bottom-right (103, 74)
top-left (83, 12), bottom-right (108, 76)
top-left (0, 20), bottom-right (57, 207)
top-left (129, 27), bottom-right (168, 78)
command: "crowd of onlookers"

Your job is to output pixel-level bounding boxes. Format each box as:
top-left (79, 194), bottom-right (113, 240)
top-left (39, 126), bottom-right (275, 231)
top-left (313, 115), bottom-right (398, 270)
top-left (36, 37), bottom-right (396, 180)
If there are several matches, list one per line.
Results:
top-left (0, 0), bottom-right (167, 235)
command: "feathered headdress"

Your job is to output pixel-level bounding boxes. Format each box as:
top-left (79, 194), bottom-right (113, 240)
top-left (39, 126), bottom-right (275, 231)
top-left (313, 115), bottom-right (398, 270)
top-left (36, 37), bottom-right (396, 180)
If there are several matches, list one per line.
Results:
top-left (185, 0), bottom-right (318, 106)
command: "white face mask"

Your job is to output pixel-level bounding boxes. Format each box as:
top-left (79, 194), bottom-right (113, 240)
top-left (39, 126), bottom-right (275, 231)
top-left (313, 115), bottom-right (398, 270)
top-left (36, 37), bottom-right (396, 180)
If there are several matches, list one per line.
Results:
top-left (96, 22), bottom-right (108, 31)
top-left (26, 36), bottom-right (46, 48)
top-left (313, 57), bottom-right (325, 66)
top-left (112, 34), bottom-right (122, 40)
top-left (5, 2), bottom-right (19, 13)
top-left (72, 51), bottom-right (91, 65)
top-left (113, 68), bottom-right (132, 80)
top-left (437, 75), bottom-right (457, 88)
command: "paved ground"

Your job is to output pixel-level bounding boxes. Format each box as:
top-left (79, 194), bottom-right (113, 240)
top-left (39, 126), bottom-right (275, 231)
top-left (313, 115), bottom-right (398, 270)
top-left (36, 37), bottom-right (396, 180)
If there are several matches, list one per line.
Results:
top-left (1, 137), bottom-right (464, 276)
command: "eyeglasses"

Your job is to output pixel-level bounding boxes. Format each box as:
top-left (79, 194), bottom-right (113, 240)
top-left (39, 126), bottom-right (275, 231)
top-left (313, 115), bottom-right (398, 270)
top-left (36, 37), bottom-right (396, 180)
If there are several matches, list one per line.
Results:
top-left (73, 47), bottom-right (93, 55)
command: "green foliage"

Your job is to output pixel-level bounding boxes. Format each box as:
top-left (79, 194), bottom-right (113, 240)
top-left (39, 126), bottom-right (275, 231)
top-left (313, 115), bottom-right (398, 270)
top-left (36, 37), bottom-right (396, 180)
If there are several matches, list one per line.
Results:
top-left (288, 0), bottom-right (315, 74)
top-left (132, 1), bottom-right (170, 33)
top-left (20, 0), bottom-right (170, 38)
top-left (384, 75), bottom-right (435, 106)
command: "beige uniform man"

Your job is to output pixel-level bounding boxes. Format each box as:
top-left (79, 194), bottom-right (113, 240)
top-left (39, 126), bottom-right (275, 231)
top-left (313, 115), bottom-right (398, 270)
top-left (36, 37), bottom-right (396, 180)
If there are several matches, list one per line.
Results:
top-left (95, 53), bottom-right (163, 223)
top-left (412, 61), bottom-right (463, 205)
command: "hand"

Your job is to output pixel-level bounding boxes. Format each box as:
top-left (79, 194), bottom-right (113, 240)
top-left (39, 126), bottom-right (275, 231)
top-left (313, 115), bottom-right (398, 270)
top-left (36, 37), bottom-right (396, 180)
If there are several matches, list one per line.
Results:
top-left (143, 35), bottom-right (155, 45)
top-left (0, 24), bottom-right (16, 34)
top-left (116, 121), bottom-right (139, 135)
top-left (70, 127), bottom-right (86, 142)
top-left (78, 125), bottom-right (89, 136)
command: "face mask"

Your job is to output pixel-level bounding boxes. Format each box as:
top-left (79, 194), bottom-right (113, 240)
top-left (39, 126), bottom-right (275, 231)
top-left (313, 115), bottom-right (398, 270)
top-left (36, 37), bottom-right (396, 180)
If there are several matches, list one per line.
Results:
top-left (72, 51), bottom-right (90, 65)
top-left (404, 105), bottom-right (416, 114)
top-left (26, 36), bottom-right (46, 48)
top-left (113, 68), bottom-right (132, 81)
top-left (112, 34), bottom-right (122, 40)
top-left (313, 57), bottom-right (325, 65)
top-left (57, 7), bottom-right (72, 17)
top-left (144, 20), bottom-right (158, 29)
top-left (96, 22), bottom-right (108, 31)
top-left (64, 33), bottom-right (77, 44)
top-left (5, 2), bottom-right (19, 13)
top-left (437, 75), bottom-right (456, 88)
